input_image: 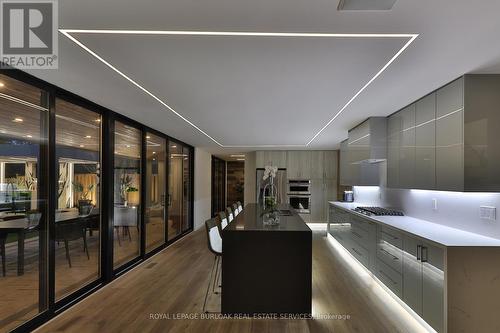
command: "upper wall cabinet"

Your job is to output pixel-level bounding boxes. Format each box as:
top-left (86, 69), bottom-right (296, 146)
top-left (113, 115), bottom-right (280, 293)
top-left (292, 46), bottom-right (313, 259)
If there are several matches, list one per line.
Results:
top-left (255, 151), bottom-right (287, 168)
top-left (387, 75), bottom-right (500, 191)
top-left (287, 151), bottom-right (311, 179)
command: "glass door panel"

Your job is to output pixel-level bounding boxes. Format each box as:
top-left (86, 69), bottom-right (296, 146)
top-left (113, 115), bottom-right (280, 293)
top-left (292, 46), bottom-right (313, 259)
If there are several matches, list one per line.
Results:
top-left (145, 133), bottom-right (166, 252)
top-left (113, 121), bottom-right (141, 268)
top-left (54, 98), bottom-right (101, 300)
top-left (0, 74), bottom-right (48, 331)
top-left (168, 143), bottom-right (182, 240)
top-left (182, 146), bottom-right (191, 232)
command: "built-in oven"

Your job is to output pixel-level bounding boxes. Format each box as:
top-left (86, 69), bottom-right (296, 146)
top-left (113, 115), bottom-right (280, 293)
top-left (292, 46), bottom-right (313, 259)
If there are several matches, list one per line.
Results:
top-left (287, 180), bottom-right (311, 195)
top-left (288, 194), bottom-right (311, 214)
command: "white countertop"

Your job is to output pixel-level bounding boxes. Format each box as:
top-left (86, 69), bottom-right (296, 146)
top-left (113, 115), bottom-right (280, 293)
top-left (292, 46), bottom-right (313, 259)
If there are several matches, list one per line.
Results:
top-left (329, 201), bottom-right (500, 247)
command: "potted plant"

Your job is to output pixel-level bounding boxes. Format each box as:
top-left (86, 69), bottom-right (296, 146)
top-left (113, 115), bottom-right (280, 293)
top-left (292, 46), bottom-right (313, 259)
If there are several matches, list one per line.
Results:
top-left (72, 181), bottom-right (95, 212)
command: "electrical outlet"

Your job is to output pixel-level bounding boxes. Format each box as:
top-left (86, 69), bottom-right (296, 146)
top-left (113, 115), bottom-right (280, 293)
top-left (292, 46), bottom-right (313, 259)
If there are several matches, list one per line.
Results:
top-left (432, 198), bottom-right (438, 211)
top-left (480, 206), bottom-right (496, 221)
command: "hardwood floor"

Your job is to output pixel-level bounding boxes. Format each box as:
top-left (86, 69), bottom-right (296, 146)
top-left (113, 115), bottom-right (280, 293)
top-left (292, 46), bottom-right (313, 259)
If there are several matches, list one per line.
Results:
top-left (34, 228), bottom-right (430, 333)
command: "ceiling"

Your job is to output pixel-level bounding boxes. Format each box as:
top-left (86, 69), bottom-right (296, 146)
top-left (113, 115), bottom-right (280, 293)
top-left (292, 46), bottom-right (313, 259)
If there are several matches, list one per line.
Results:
top-left (24, 0), bottom-right (500, 154)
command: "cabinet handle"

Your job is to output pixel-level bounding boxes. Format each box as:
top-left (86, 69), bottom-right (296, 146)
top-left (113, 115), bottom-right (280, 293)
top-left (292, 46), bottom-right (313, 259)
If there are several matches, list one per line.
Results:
top-left (380, 248), bottom-right (399, 261)
top-left (380, 230), bottom-right (398, 240)
top-left (421, 246), bottom-right (428, 263)
top-left (417, 245), bottom-right (422, 261)
top-left (379, 270), bottom-right (397, 285)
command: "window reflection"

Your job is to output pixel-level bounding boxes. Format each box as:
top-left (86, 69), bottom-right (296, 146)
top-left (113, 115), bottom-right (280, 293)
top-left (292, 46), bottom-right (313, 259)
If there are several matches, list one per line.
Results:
top-left (145, 133), bottom-right (166, 252)
top-left (0, 74), bottom-right (48, 332)
top-left (113, 121), bottom-right (141, 268)
top-left (54, 98), bottom-right (101, 300)
top-left (168, 142), bottom-right (191, 240)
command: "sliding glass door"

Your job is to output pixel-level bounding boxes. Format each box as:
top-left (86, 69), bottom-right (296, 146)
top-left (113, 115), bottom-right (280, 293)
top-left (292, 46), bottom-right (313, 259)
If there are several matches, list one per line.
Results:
top-left (54, 98), bottom-right (101, 300)
top-left (145, 133), bottom-right (166, 252)
top-left (0, 74), bottom-right (48, 332)
top-left (168, 141), bottom-right (191, 240)
top-left (113, 121), bottom-right (141, 268)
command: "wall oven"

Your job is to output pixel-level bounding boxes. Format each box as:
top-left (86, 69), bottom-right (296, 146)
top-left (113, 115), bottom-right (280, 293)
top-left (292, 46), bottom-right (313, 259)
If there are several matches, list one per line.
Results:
top-left (287, 180), bottom-right (311, 195)
top-left (288, 194), bottom-right (311, 214)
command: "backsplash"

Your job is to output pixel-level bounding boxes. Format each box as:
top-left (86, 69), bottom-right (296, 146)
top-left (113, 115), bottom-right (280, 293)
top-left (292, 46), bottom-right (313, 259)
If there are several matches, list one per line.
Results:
top-left (353, 186), bottom-right (500, 240)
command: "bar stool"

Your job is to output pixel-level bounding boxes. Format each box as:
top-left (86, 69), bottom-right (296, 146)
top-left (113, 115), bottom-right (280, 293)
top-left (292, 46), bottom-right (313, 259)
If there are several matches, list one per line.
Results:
top-left (226, 207), bottom-right (234, 223)
top-left (218, 211), bottom-right (229, 230)
top-left (237, 201), bottom-right (243, 212)
top-left (203, 217), bottom-right (222, 313)
top-left (232, 203), bottom-right (240, 216)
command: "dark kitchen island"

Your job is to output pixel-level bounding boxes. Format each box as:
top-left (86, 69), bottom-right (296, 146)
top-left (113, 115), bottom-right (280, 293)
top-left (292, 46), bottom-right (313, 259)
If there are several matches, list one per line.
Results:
top-left (221, 203), bottom-right (312, 316)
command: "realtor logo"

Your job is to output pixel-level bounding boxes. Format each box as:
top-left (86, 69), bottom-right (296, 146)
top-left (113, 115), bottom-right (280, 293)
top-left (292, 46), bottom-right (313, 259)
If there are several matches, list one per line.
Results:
top-left (0, 0), bottom-right (58, 69)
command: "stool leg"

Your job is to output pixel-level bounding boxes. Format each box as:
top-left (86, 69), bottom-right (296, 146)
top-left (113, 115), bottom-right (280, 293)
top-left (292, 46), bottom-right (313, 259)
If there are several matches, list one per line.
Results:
top-left (202, 255), bottom-right (218, 313)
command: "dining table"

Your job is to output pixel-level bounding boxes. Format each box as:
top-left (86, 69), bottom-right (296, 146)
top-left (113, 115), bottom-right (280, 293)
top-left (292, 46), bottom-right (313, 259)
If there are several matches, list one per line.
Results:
top-left (0, 209), bottom-right (98, 275)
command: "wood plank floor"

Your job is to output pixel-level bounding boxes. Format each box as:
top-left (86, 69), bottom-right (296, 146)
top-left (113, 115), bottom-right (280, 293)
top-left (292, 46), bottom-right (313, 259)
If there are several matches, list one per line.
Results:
top-left (35, 228), bottom-right (430, 333)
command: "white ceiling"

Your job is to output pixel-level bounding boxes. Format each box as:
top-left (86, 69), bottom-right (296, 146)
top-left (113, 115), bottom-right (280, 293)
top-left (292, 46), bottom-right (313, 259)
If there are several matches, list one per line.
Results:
top-left (25, 0), bottom-right (500, 154)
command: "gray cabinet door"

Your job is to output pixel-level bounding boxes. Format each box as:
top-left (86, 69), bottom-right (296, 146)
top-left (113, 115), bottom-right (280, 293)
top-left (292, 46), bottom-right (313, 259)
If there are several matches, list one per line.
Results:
top-left (403, 235), bottom-right (423, 315)
top-left (415, 93), bottom-right (436, 189)
top-left (399, 104), bottom-right (416, 188)
top-left (311, 151), bottom-right (324, 179)
top-left (271, 151), bottom-right (287, 168)
top-left (310, 179), bottom-right (325, 222)
top-left (287, 151), bottom-right (301, 179)
top-left (436, 77), bottom-right (464, 191)
top-left (340, 140), bottom-right (351, 186)
top-left (323, 179), bottom-right (338, 219)
top-left (422, 242), bottom-right (444, 333)
top-left (323, 151), bottom-right (338, 179)
top-left (299, 151), bottom-right (312, 179)
top-left (387, 113), bottom-right (402, 188)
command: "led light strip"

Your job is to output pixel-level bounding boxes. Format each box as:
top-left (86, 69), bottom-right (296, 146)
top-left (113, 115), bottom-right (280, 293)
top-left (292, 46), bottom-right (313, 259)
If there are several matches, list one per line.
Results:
top-left (59, 29), bottom-right (418, 147)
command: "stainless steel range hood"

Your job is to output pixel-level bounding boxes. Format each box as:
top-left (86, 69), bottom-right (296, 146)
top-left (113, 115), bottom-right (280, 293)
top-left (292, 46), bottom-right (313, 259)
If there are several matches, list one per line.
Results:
top-left (348, 117), bottom-right (387, 164)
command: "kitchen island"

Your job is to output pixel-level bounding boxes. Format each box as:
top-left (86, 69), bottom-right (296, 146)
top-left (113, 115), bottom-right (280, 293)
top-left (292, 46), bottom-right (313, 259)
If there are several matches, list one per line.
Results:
top-left (221, 203), bottom-right (312, 315)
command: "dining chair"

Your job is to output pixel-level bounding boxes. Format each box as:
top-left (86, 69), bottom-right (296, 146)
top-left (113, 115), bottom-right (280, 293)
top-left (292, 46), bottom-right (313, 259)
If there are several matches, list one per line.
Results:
top-left (232, 203), bottom-right (239, 216)
top-left (237, 201), bottom-right (243, 212)
top-left (226, 207), bottom-right (234, 223)
top-left (218, 211), bottom-right (228, 230)
top-left (203, 217), bottom-right (222, 313)
top-left (55, 219), bottom-right (89, 267)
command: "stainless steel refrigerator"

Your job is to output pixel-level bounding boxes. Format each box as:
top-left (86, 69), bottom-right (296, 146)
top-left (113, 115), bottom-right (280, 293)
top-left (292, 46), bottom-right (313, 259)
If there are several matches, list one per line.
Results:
top-left (256, 168), bottom-right (287, 205)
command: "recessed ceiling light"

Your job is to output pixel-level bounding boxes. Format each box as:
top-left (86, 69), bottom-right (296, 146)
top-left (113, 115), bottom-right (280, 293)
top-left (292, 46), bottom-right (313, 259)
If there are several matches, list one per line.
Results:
top-left (26, 134), bottom-right (32, 138)
top-left (13, 117), bottom-right (23, 123)
top-left (126, 145), bottom-right (131, 148)
top-left (146, 135), bottom-right (151, 139)
top-left (114, 151), bottom-right (118, 154)
top-left (171, 145), bottom-right (177, 148)
top-left (80, 144), bottom-right (85, 148)
top-left (230, 154), bottom-right (245, 157)
top-left (236, 158), bottom-right (245, 161)
top-left (152, 158), bottom-right (156, 161)
top-left (85, 135), bottom-right (92, 138)
top-left (0, 82), bottom-right (5, 88)
top-left (152, 151), bottom-right (156, 154)
top-left (95, 118), bottom-right (101, 122)
top-left (60, 29), bottom-right (418, 147)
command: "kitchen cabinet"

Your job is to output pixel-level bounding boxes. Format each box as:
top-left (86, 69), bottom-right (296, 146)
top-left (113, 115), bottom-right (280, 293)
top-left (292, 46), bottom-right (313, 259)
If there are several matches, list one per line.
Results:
top-left (339, 140), bottom-right (351, 186)
top-left (403, 235), bottom-right (444, 333)
top-left (347, 117), bottom-right (387, 163)
top-left (310, 179), bottom-right (324, 222)
top-left (436, 77), bottom-right (464, 191)
top-left (255, 151), bottom-right (287, 168)
top-left (399, 104), bottom-right (416, 188)
top-left (286, 151), bottom-right (311, 179)
top-left (323, 150), bottom-right (338, 179)
top-left (311, 151), bottom-right (324, 179)
top-left (387, 112), bottom-right (401, 188)
top-left (415, 93), bottom-right (436, 189)
top-left (386, 75), bottom-right (500, 191)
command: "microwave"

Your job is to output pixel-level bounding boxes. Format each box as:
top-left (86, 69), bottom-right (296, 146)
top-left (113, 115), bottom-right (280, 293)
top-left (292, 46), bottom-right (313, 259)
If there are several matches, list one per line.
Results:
top-left (287, 180), bottom-right (311, 195)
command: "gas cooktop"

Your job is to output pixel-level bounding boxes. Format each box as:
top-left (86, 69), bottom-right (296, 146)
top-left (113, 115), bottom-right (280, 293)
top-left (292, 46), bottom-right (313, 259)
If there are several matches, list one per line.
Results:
top-left (352, 206), bottom-right (404, 216)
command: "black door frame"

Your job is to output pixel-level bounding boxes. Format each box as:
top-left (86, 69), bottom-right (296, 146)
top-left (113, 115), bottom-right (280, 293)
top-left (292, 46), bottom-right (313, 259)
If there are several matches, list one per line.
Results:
top-left (1, 64), bottom-right (195, 333)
